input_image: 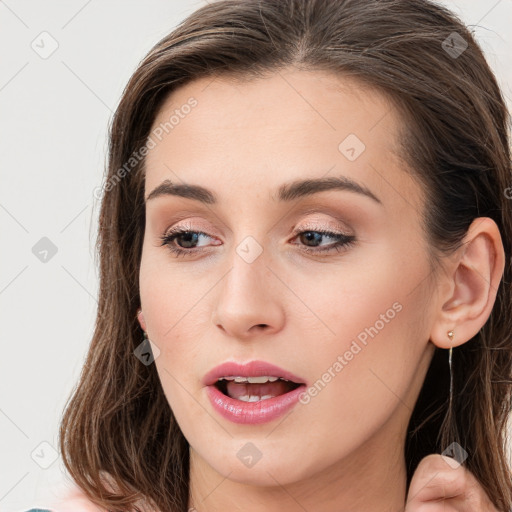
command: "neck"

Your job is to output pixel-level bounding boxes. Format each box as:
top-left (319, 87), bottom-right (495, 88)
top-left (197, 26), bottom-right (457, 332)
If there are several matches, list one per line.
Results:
top-left (187, 426), bottom-right (408, 512)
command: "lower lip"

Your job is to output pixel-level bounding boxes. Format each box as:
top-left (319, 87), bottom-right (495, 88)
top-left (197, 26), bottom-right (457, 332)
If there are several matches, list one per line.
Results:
top-left (205, 384), bottom-right (306, 424)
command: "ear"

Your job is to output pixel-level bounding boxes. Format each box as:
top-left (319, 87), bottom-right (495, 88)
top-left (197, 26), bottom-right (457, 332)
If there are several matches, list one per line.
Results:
top-left (429, 217), bottom-right (505, 349)
top-left (137, 308), bottom-right (147, 332)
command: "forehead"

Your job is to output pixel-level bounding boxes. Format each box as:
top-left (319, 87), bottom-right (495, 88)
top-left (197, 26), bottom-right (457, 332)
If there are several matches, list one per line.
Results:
top-left (144, 68), bottom-right (422, 212)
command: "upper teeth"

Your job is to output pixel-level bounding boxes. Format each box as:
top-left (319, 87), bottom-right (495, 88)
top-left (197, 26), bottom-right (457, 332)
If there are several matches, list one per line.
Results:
top-left (218, 376), bottom-right (285, 383)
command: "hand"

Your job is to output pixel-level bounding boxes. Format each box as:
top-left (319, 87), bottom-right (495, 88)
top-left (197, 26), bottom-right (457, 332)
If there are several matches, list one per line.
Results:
top-left (405, 453), bottom-right (499, 511)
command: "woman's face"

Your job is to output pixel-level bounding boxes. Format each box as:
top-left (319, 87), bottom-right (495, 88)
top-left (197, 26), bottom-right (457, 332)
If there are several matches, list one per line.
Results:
top-left (139, 68), bottom-right (438, 486)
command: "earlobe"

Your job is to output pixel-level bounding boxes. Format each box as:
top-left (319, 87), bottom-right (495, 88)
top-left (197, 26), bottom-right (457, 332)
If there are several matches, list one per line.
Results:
top-left (429, 217), bottom-right (505, 350)
top-left (137, 308), bottom-right (147, 332)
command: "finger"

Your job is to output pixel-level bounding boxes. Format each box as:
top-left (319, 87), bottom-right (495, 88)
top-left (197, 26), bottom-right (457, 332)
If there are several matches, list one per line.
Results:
top-left (406, 454), bottom-right (498, 512)
top-left (406, 454), bottom-right (467, 505)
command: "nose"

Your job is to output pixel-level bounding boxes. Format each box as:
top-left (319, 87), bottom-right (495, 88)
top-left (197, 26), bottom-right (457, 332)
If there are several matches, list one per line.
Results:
top-left (211, 252), bottom-right (285, 339)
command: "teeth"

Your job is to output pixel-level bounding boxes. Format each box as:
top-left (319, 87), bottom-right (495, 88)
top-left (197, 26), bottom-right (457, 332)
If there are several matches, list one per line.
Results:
top-left (237, 395), bottom-right (275, 402)
top-left (219, 375), bottom-right (284, 383)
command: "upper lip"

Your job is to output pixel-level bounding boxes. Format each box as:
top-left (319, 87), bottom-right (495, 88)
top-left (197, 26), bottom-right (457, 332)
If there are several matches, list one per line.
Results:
top-left (202, 360), bottom-right (307, 387)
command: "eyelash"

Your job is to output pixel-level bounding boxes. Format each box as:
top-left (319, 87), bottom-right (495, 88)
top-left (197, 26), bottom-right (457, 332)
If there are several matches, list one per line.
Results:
top-left (158, 223), bottom-right (356, 258)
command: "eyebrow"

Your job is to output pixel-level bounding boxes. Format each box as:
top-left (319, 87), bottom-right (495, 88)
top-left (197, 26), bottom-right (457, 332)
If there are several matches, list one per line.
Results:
top-left (145, 176), bottom-right (382, 205)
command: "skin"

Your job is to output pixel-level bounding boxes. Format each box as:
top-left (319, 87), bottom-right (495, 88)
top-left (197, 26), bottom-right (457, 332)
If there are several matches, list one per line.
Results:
top-left (51, 457), bottom-right (498, 511)
top-left (133, 68), bottom-right (504, 511)
top-left (405, 454), bottom-right (498, 511)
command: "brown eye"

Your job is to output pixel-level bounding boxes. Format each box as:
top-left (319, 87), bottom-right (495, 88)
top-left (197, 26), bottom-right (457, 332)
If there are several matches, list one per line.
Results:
top-left (293, 229), bottom-right (356, 255)
top-left (159, 228), bottom-right (214, 257)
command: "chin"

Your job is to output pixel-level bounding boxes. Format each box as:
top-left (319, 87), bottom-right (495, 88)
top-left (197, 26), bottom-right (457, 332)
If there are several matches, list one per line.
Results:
top-left (197, 442), bottom-right (316, 487)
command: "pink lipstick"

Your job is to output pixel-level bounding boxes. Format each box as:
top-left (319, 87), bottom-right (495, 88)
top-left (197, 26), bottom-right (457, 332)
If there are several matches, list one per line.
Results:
top-left (203, 360), bottom-right (307, 424)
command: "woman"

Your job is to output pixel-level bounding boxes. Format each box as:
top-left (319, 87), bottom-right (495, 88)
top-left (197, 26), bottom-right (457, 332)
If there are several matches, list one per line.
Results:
top-left (27, 0), bottom-right (512, 510)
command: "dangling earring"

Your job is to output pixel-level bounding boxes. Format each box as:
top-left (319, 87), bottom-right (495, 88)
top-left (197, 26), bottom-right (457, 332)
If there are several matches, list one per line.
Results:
top-left (447, 330), bottom-right (454, 406)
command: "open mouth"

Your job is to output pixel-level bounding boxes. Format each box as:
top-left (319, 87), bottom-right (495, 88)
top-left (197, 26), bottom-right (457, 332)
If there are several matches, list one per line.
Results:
top-left (214, 376), bottom-right (302, 402)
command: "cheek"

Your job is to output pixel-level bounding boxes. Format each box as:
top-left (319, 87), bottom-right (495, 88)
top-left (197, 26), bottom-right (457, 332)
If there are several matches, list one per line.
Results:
top-left (295, 246), bottom-right (432, 431)
top-left (140, 261), bottom-right (209, 432)
top-left (286, 248), bottom-right (406, 354)
top-left (294, 240), bottom-right (429, 388)
top-left (138, 247), bottom-right (214, 410)
top-left (138, 243), bottom-right (208, 343)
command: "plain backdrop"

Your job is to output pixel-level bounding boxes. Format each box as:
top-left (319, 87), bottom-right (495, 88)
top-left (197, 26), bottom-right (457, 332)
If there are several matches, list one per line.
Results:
top-left (1, 1), bottom-right (511, 511)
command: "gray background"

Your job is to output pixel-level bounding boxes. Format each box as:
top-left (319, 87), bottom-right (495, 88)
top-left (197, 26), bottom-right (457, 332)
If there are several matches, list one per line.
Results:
top-left (1, 1), bottom-right (511, 511)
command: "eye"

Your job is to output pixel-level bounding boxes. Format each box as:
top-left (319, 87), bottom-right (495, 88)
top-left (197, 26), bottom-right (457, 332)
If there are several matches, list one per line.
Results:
top-left (159, 224), bottom-right (356, 257)
top-left (158, 224), bottom-right (217, 258)
top-left (291, 228), bottom-right (356, 255)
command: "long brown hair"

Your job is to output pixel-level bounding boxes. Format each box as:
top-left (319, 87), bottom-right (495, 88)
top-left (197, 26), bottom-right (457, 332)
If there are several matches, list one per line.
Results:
top-left (59, 0), bottom-right (512, 510)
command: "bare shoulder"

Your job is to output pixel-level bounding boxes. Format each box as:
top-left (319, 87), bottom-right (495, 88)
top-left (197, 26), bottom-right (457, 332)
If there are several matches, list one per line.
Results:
top-left (49, 477), bottom-right (153, 512)
top-left (50, 485), bottom-right (107, 512)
